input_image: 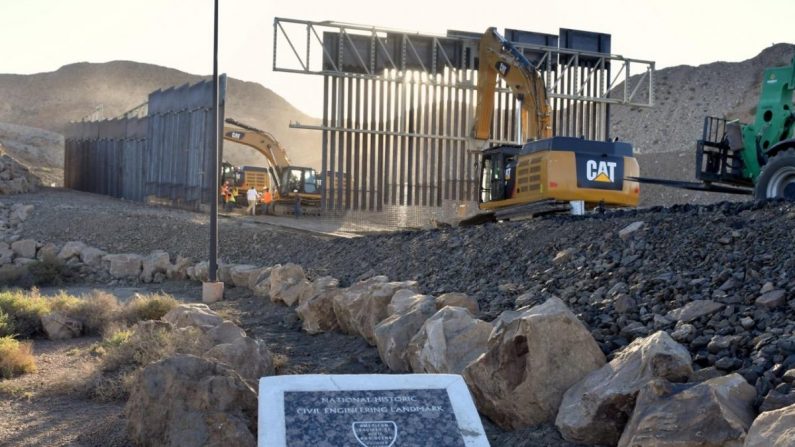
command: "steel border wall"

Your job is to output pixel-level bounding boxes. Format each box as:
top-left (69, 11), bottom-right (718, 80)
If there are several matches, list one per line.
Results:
top-left (273, 18), bottom-right (654, 223)
top-left (64, 76), bottom-right (226, 209)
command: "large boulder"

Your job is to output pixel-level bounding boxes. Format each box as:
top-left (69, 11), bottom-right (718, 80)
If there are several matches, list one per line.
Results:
top-left (269, 263), bottom-right (313, 306)
top-left (204, 336), bottom-right (274, 385)
top-left (125, 354), bottom-right (257, 447)
top-left (41, 311), bottom-right (83, 340)
top-left (104, 253), bottom-right (143, 279)
top-left (745, 403), bottom-right (795, 447)
top-left (299, 276), bottom-right (339, 307)
top-left (556, 330), bottom-right (694, 445)
top-left (229, 265), bottom-right (260, 288)
top-left (407, 306), bottom-right (492, 375)
top-left (249, 267), bottom-right (273, 298)
top-left (187, 261), bottom-right (210, 282)
top-left (57, 241), bottom-right (86, 261)
top-left (141, 250), bottom-right (171, 283)
top-left (332, 276), bottom-right (389, 335)
top-left (79, 246), bottom-right (107, 267)
top-left (463, 297), bottom-right (606, 430)
top-left (374, 294), bottom-right (437, 372)
top-left (205, 321), bottom-right (247, 346)
top-left (10, 239), bottom-right (36, 259)
top-left (295, 276), bottom-right (341, 334)
top-left (618, 374), bottom-right (756, 447)
top-left (162, 304), bottom-right (224, 331)
top-left (333, 278), bottom-right (418, 345)
top-left (218, 264), bottom-right (235, 284)
top-left (435, 292), bottom-right (479, 314)
top-left (387, 289), bottom-right (432, 316)
top-left (166, 256), bottom-right (192, 280)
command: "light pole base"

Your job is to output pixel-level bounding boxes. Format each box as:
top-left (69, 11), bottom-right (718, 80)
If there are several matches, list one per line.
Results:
top-left (202, 281), bottom-right (224, 303)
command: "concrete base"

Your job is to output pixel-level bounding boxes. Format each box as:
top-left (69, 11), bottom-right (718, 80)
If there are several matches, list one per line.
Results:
top-left (202, 281), bottom-right (224, 303)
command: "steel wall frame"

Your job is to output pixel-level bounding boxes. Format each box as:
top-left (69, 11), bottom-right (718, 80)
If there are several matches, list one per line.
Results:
top-left (274, 18), bottom-right (655, 214)
top-left (64, 77), bottom-right (226, 209)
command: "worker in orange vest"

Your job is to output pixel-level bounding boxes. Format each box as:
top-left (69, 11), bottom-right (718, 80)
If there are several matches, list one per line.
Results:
top-left (220, 181), bottom-right (232, 211)
top-left (260, 187), bottom-right (274, 215)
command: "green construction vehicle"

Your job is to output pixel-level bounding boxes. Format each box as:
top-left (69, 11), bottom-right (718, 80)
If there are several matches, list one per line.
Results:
top-left (696, 57), bottom-right (795, 199)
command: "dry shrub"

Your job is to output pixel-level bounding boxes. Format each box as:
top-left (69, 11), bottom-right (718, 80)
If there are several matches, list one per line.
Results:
top-left (86, 322), bottom-right (209, 401)
top-left (67, 291), bottom-right (122, 335)
top-left (122, 293), bottom-right (178, 323)
top-left (0, 289), bottom-right (51, 338)
top-left (47, 290), bottom-right (124, 336)
top-left (0, 336), bottom-right (37, 379)
top-left (27, 258), bottom-right (69, 286)
top-left (0, 289), bottom-right (177, 341)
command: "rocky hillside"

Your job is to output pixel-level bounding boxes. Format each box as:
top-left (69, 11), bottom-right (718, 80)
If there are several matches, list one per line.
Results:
top-left (611, 43), bottom-right (795, 156)
top-left (0, 122), bottom-right (64, 186)
top-left (0, 61), bottom-right (322, 169)
top-left (0, 145), bottom-right (42, 195)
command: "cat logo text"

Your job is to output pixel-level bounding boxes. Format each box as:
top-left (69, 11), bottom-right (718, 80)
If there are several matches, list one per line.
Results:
top-left (586, 160), bottom-right (617, 183)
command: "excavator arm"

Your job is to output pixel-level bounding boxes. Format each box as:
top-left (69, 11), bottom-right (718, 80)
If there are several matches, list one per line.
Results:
top-left (472, 28), bottom-right (552, 142)
top-left (223, 118), bottom-right (292, 180)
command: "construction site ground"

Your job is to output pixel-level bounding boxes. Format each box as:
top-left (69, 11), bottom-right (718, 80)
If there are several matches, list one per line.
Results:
top-left (4, 187), bottom-right (795, 446)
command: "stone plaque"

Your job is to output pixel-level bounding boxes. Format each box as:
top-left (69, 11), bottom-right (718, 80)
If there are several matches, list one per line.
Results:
top-left (259, 374), bottom-right (489, 447)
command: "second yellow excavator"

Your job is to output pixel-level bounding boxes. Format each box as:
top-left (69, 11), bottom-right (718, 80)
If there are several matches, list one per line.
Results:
top-left (471, 28), bottom-right (640, 220)
top-left (221, 118), bottom-right (321, 212)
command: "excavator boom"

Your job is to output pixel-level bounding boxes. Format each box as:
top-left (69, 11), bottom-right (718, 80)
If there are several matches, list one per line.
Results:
top-left (472, 28), bottom-right (552, 142)
top-left (223, 118), bottom-right (292, 174)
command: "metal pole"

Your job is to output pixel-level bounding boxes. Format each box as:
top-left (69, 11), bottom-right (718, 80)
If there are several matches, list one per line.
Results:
top-left (209, 0), bottom-right (219, 282)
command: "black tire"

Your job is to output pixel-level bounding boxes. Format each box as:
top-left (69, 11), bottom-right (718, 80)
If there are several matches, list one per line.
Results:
top-left (754, 148), bottom-right (795, 200)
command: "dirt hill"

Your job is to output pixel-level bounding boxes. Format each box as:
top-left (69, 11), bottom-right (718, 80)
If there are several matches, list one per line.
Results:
top-left (611, 43), bottom-right (795, 157)
top-left (0, 61), bottom-right (322, 169)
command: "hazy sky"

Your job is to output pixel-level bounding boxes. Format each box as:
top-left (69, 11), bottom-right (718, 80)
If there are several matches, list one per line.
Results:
top-left (2, 0), bottom-right (793, 118)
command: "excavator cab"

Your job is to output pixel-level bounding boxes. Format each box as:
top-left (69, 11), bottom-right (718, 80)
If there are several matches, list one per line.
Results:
top-left (281, 167), bottom-right (319, 195)
top-left (479, 146), bottom-right (521, 203)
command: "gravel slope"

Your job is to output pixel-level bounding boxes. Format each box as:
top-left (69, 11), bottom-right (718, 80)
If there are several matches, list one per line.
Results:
top-left (6, 188), bottom-right (795, 410)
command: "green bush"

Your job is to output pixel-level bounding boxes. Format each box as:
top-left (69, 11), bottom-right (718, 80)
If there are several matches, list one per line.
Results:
top-left (0, 308), bottom-right (13, 337)
top-left (0, 290), bottom-right (51, 338)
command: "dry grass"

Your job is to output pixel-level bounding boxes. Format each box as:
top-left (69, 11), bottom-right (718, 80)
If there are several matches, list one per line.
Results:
top-left (272, 353), bottom-right (289, 374)
top-left (0, 289), bottom-right (179, 339)
top-left (0, 336), bottom-right (37, 379)
top-left (121, 293), bottom-right (178, 323)
top-left (0, 289), bottom-right (185, 400)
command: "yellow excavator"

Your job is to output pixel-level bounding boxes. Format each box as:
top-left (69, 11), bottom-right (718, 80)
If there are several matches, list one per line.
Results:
top-left (471, 28), bottom-right (640, 221)
top-left (222, 118), bottom-right (321, 212)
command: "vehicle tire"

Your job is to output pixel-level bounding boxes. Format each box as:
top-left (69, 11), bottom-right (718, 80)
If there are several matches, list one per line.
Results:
top-left (754, 148), bottom-right (795, 200)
